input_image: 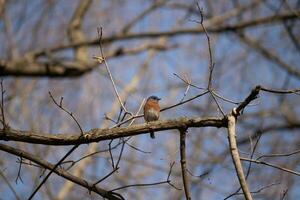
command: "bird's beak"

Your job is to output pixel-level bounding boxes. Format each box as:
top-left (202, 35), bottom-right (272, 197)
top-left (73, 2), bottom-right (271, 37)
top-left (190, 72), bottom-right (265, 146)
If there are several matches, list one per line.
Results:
top-left (158, 98), bottom-right (161, 101)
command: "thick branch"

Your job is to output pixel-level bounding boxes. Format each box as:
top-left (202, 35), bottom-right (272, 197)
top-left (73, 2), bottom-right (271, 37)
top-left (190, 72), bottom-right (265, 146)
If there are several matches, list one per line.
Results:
top-left (0, 143), bottom-right (123, 200)
top-left (237, 122), bottom-right (300, 146)
top-left (227, 112), bottom-right (253, 200)
top-left (235, 85), bottom-right (261, 115)
top-left (67, 0), bottom-right (92, 62)
top-left (237, 33), bottom-right (300, 79)
top-left (0, 58), bottom-right (94, 77)
top-left (0, 43), bottom-right (172, 77)
top-left (0, 13), bottom-right (298, 77)
top-left (0, 117), bottom-right (226, 145)
top-left (32, 12), bottom-right (299, 57)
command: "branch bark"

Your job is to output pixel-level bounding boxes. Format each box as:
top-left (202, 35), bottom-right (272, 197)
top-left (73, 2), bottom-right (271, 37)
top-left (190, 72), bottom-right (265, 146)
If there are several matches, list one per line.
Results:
top-left (0, 13), bottom-right (298, 77)
top-left (0, 143), bottom-right (123, 200)
top-left (67, 0), bottom-right (92, 63)
top-left (179, 128), bottom-right (191, 200)
top-left (0, 117), bottom-right (226, 145)
top-left (30, 12), bottom-right (300, 59)
top-left (227, 112), bottom-right (253, 200)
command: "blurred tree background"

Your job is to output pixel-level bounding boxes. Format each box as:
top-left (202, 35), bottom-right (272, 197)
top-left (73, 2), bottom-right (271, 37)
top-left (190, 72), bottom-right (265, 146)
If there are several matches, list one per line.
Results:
top-left (0, 0), bottom-right (299, 199)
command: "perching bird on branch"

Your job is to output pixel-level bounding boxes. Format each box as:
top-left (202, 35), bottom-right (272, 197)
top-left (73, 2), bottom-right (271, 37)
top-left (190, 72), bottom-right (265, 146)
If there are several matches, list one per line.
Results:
top-left (143, 95), bottom-right (161, 139)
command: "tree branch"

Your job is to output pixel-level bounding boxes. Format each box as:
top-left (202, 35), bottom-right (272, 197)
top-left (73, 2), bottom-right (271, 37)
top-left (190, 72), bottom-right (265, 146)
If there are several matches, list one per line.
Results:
top-left (227, 112), bottom-right (253, 200)
top-left (0, 117), bottom-right (226, 145)
top-left (67, 0), bottom-right (92, 62)
top-left (236, 32), bottom-right (300, 79)
top-left (179, 128), bottom-right (191, 200)
top-left (31, 12), bottom-right (299, 58)
top-left (0, 143), bottom-right (123, 200)
top-left (240, 157), bottom-right (300, 176)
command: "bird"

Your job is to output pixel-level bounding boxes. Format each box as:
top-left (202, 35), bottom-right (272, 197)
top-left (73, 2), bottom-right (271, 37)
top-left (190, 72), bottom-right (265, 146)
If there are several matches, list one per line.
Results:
top-left (143, 95), bottom-right (161, 139)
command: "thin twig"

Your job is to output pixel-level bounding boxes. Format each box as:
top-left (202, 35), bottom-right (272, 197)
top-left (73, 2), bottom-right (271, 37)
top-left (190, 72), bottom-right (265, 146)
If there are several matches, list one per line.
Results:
top-left (247, 182), bottom-right (280, 194)
top-left (281, 188), bottom-right (288, 200)
top-left (128, 98), bottom-right (145, 126)
top-left (28, 92), bottom-right (85, 200)
top-left (94, 27), bottom-right (129, 114)
top-left (0, 169), bottom-right (21, 200)
top-left (93, 167), bottom-right (119, 186)
top-left (117, 102), bottom-right (126, 123)
top-left (125, 142), bottom-right (151, 154)
top-left (245, 133), bottom-right (262, 179)
top-left (104, 114), bottom-right (118, 124)
top-left (167, 162), bottom-right (182, 190)
top-left (28, 145), bottom-right (80, 200)
top-left (229, 182), bottom-right (281, 198)
top-left (196, 3), bottom-right (214, 90)
top-left (260, 86), bottom-right (300, 95)
top-left (62, 141), bottom-right (124, 170)
top-left (110, 180), bottom-right (172, 192)
top-left (122, 0), bottom-right (167, 33)
top-left (0, 143), bottom-right (123, 200)
top-left (224, 132), bottom-right (262, 200)
top-left (181, 83), bottom-right (191, 102)
top-left (195, 4), bottom-right (227, 118)
top-left (234, 85), bottom-right (299, 116)
top-left (109, 161), bottom-right (180, 192)
top-left (115, 138), bottom-right (126, 169)
top-left (109, 139), bottom-right (115, 169)
top-left (17, 159), bottom-right (41, 168)
top-left (186, 169), bottom-right (209, 178)
top-left (49, 92), bottom-right (84, 134)
top-left (173, 73), bottom-right (206, 90)
top-left (240, 157), bottom-right (300, 176)
top-left (211, 90), bottom-right (240, 105)
top-left (15, 157), bottom-right (24, 184)
top-left (179, 128), bottom-right (191, 200)
top-left (0, 80), bottom-right (8, 130)
top-left (257, 149), bottom-right (300, 160)
top-left (161, 90), bottom-right (209, 112)
top-left (211, 92), bottom-right (225, 116)
top-left (113, 99), bottom-right (146, 169)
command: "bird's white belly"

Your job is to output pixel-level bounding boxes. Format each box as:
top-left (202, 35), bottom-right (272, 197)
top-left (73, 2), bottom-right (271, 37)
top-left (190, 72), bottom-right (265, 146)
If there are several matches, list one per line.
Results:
top-left (145, 108), bottom-right (159, 121)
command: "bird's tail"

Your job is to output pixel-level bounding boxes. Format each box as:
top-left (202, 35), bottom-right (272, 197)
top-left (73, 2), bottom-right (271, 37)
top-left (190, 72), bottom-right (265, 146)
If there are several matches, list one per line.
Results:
top-left (150, 130), bottom-right (155, 139)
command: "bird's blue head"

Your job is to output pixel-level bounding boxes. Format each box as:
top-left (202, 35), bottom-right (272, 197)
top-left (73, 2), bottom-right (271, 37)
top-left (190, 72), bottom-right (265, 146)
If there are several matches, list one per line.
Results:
top-left (147, 95), bottom-right (161, 101)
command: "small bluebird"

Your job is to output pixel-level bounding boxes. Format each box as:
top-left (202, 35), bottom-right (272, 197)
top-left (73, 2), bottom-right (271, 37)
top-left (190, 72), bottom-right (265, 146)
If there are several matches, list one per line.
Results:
top-left (143, 95), bottom-right (161, 139)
